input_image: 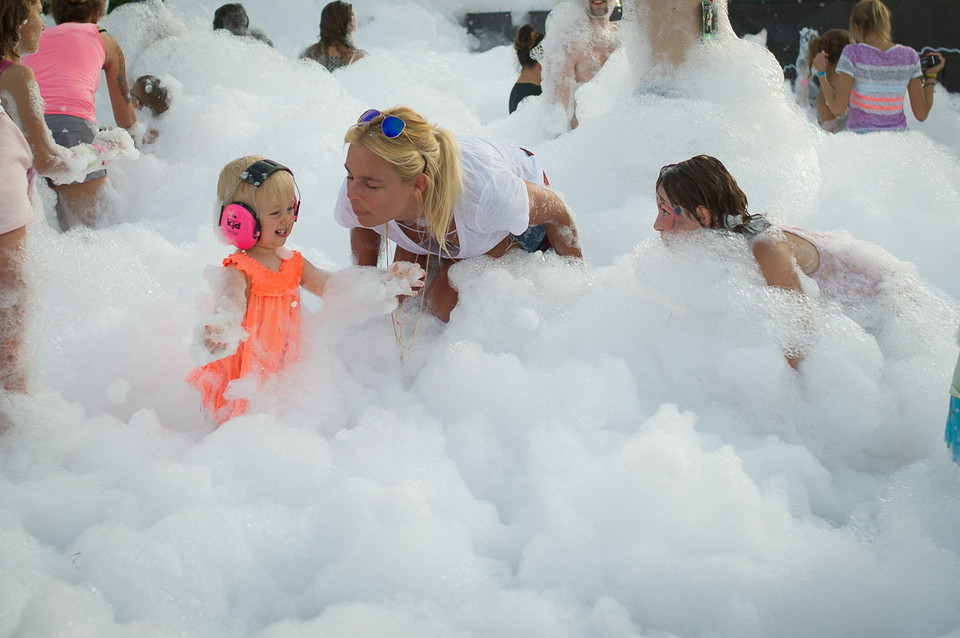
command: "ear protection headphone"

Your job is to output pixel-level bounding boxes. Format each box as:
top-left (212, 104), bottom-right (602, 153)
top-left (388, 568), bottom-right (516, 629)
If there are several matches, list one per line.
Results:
top-left (218, 159), bottom-right (301, 250)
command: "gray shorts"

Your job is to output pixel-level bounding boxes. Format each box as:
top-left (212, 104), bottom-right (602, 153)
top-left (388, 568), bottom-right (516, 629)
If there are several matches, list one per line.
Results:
top-left (44, 114), bottom-right (107, 182)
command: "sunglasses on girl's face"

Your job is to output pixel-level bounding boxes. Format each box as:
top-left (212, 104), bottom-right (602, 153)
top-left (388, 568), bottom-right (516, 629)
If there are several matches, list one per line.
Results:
top-left (357, 109), bottom-right (406, 138)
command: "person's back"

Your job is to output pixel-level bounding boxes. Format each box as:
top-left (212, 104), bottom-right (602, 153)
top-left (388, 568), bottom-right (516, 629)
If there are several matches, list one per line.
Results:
top-left (300, 1), bottom-right (364, 72)
top-left (23, 22), bottom-right (104, 121)
top-left (836, 42), bottom-right (918, 132)
top-left (509, 24), bottom-right (544, 114)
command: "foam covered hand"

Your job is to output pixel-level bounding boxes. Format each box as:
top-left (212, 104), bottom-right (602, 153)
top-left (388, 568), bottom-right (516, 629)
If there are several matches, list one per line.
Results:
top-left (385, 261), bottom-right (425, 297)
top-left (190, 266), bottom-right (247, 365)
top-left (92, 127), bottom-right (140, 163)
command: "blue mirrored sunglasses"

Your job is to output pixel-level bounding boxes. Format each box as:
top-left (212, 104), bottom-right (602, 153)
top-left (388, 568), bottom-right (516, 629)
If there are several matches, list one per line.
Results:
top-left (357, 109), bottom-right (406, 139)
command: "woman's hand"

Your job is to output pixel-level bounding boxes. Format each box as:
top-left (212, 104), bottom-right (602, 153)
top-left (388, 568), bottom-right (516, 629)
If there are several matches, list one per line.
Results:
top-left (925, 51), bottom-right (946, 75)
top-left (386, 261), bottom-right (425, 297)
top-left (811, 51), bottom-right (828, 74)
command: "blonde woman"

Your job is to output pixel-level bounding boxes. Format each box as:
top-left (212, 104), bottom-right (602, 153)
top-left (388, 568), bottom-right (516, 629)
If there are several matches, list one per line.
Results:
top-left (334, 106), bottom-right (583, 322)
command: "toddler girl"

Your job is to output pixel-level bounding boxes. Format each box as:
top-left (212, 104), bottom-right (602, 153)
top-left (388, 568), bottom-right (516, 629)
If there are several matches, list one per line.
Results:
top-left (188, 155), bottom-right (422, 425)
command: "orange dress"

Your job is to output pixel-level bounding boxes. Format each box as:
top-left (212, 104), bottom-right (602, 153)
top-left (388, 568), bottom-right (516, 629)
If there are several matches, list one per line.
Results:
top-left (188, 251), bottom-right (303, 425)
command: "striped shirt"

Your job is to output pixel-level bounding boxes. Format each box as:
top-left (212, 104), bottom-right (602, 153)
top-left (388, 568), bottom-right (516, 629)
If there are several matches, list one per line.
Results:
top-left (835, 43), bottom-right (921, 132)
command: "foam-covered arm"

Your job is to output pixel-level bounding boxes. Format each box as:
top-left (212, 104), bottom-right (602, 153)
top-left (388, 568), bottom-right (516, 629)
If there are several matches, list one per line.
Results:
top-left (190, 265), bottom-right (247, 365)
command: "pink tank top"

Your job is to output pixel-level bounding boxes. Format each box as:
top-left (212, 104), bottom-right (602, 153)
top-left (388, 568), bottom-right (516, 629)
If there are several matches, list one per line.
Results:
top-left (23, 22), bottom-right (105, 121)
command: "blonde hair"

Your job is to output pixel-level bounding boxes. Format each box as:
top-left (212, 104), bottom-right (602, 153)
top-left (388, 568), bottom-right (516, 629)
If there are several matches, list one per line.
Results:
top-left (849, 0), bottom-right (892, 42)
top-left (217, 155), bottom-right (296, 216)
top-left (344, 106), bottom-right (463, 254)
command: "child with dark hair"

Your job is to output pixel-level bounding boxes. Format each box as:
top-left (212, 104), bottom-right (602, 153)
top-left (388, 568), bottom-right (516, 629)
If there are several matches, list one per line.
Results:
top-left (300, 1), bottom-right (365, 72)
top-left (805, 29), bottom-right (853, 132)
top-left (212, 3), bottom-right (272, 46)
top-left (130, 74), bottom-right (169, 116)
top-left (654, 155), bottom-right (924, 369)
top-left (509, 24), bottom-right (544, 114)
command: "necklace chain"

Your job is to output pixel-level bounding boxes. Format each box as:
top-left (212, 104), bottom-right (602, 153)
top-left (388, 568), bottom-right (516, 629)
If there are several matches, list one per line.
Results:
top-left (384, 223), bottom-right (428, 361)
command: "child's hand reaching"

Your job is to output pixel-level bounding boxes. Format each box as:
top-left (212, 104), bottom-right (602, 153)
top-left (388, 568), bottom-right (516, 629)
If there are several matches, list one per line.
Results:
top-left (386, 261), bottom-right (426, 297)
top-left (202, 324), bottom-right (233, 354)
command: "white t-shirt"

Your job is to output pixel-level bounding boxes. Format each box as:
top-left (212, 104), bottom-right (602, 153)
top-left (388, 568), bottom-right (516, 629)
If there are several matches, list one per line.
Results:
top-left (334, 136), bottom-right (545, 259)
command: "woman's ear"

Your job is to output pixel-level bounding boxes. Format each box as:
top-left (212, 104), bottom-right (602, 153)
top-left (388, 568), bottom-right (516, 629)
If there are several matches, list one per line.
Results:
top-left (696, 205), bottom-right (713, 228)
top-left (412, 172), bottom-right (428, 196)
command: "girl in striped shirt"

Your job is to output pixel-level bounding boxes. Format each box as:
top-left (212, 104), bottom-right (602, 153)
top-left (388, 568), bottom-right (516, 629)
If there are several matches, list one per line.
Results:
top-left (811, 0), bottom-right (944, 132)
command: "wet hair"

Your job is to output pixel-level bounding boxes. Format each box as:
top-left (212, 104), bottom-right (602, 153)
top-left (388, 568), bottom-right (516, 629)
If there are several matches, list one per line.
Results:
top-left (50, 0), bottom-right (106, 24)
top-left (217, 155), bottom-right (296, 216)
top-left (657, 155), bottom-right (768, 236)
top-left (806, 29), bottom-right (854, 71)
top-left (849, 0), bottom-right (892, 43)
top-left (514, 24), bottom-right (545, 69)
top-left (213, 3), bottom-right (249, 36)
top-left (0, 0), bottom-right (32, 55)
top-left (131, 75), bottom-right (170, 116)
top-left (318, 1), bottom-right (354, 51)
top-left (345, 106), bottom-right (463, 254)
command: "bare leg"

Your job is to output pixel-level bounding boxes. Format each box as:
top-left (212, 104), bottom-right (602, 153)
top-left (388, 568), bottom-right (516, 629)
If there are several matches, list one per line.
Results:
top-left (55, 175), bottom-right (107, 230)
top-left (0, 226), bottom-right (29, 393)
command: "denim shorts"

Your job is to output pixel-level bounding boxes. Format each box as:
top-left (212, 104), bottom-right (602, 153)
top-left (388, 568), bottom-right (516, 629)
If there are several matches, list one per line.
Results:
top-left (512, 225), bottom-right (550, 253)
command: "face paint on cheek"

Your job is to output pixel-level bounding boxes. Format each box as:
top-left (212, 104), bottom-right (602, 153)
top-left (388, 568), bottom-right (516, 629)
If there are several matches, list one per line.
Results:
top-left (663, 206), bottom-right (684, 232)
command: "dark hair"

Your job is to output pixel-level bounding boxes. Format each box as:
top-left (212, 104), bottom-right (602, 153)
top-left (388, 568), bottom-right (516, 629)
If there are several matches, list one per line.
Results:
top-left (319, 1), bottom-right (353, 50)
top-left (131, 75), bottom-right (170, 115)
top-left (0, 0), bottom-right (31, 54)
top-left (213, 3), bottom-right (249, 35)
top-left (806, 29), bottom-right (853, 71)
top-left (514, 24), bottom-right (545, 68)
top-left (657, 155), bottom-right (768, 235)
top-left (50, 0), bottom-right (105, 24)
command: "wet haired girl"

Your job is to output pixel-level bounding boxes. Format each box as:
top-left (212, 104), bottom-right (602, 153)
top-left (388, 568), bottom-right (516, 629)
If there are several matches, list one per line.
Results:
top-left (654, 155), bottom-right (918, 368)
top-left (300, 1), bottom-right (366, 72)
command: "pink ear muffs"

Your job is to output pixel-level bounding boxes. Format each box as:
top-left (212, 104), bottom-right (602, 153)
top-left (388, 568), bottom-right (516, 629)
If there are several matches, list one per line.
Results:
top-left (218, 159), bottom-right (301, 249)
top-left (219, 202), bottom-right (261, 250)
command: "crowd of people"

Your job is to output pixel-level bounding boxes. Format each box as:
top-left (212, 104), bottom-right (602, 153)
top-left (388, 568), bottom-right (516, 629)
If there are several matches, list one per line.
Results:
top-left (0, 0), bottom-right (955, 447)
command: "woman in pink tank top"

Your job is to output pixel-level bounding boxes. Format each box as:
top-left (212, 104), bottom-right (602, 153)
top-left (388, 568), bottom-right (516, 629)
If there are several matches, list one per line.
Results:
top-left (22, 0), bottom-right (136, 230)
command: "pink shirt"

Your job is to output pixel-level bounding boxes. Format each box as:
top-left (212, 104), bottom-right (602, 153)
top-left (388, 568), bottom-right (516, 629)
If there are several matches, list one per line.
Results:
top-left (23, 22), bottom-right (105, 121)
top-left (0, 61), bottom-right (35, 234)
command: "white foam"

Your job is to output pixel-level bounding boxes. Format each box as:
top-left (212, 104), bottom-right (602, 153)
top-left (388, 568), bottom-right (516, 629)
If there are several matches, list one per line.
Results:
top-left (2, 1), bottom-right (959, 636)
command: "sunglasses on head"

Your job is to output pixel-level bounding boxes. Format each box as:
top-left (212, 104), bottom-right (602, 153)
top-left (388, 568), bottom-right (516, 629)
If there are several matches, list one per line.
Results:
top-left (357, 109), bottom-right (406, 138)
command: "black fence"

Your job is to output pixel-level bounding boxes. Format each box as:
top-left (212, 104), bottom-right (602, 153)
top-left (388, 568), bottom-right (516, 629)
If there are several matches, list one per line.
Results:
top-left (464, 1), bottom-right (958, 92)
